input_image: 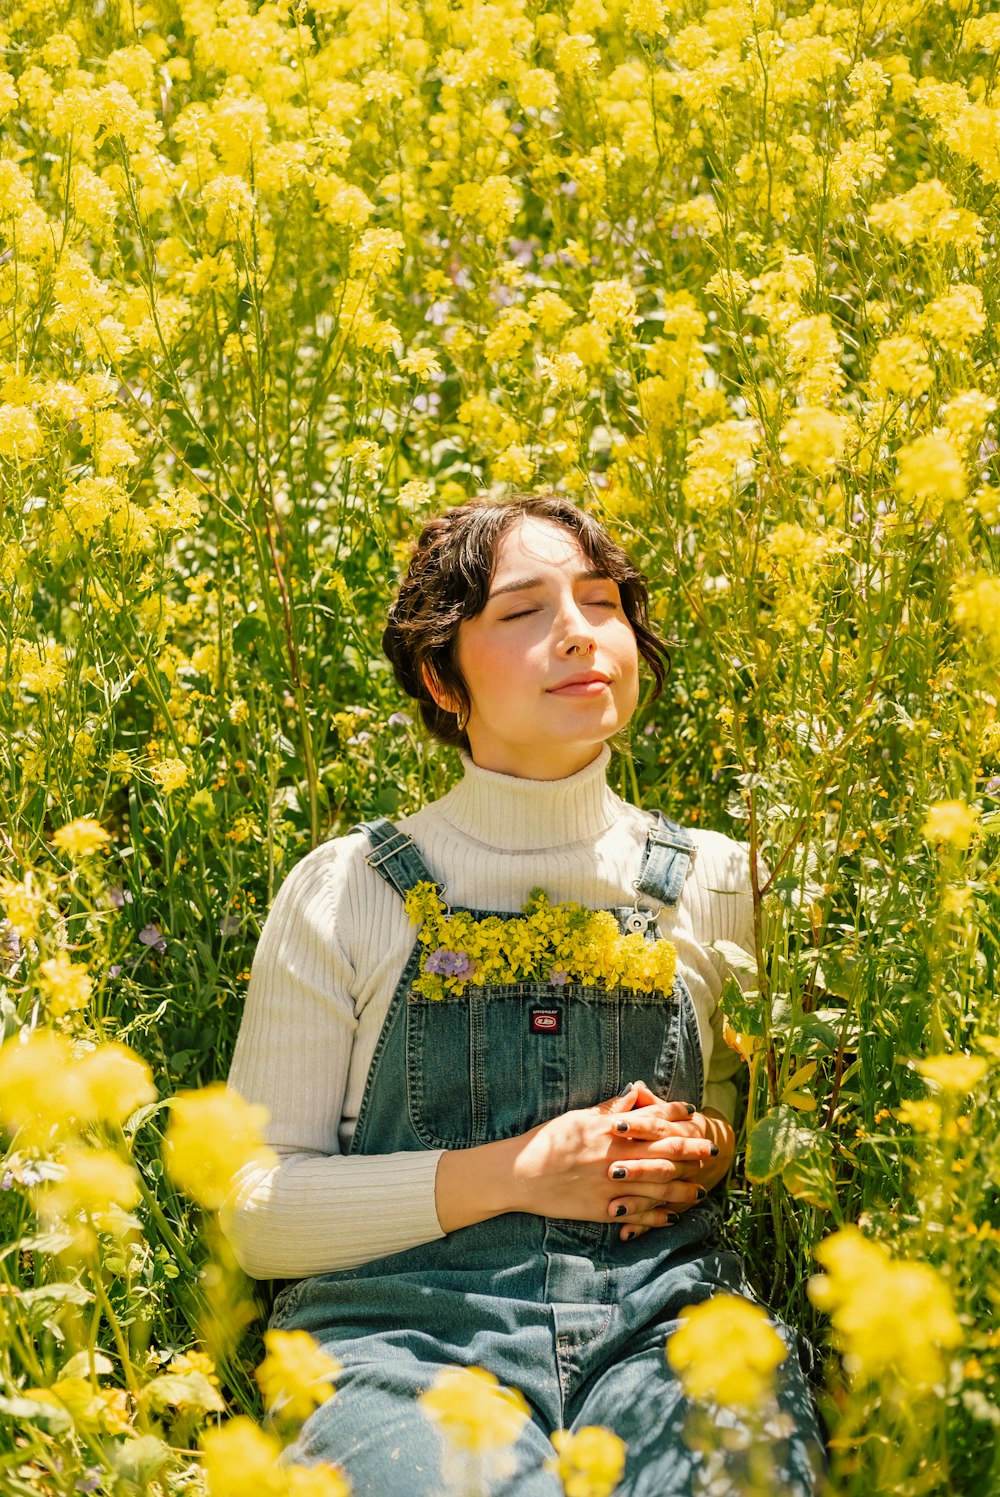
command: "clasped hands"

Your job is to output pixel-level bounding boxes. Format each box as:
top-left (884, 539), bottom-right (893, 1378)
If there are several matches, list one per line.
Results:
top-left (508, 1079), bottom-right (735, 1241)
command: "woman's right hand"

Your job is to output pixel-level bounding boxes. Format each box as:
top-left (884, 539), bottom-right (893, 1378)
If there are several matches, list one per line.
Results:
top-left (434, 1082), bottom-right (715, 1234)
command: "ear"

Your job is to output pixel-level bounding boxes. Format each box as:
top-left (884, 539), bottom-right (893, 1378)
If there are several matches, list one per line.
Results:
top-left (421, 663), bottom-right (455, 713)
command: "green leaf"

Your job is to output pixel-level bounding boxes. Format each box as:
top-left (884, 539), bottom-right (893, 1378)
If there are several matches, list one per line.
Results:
top-left (745, 1105), bottom-right (821, 1182)
top-left (0, 1395), bottom-right (73, 1434)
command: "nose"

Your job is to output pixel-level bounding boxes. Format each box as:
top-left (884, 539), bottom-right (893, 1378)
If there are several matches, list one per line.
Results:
top-left (555, 597), bottom-right (596, 657)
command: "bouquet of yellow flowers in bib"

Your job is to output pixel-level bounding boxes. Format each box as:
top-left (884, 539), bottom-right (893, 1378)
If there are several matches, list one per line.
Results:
top-left (404, 883), bottom-right (677, 1002)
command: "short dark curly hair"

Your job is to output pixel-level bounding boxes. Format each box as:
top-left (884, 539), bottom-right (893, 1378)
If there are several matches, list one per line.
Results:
top-left (382, 492), bottom-right (671, 750)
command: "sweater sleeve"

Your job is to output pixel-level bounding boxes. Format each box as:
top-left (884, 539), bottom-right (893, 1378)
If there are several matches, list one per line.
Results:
top-left (702, 837), bottom-right (766, 1123)
top-left (222, 843), bottom-right (445, 1279)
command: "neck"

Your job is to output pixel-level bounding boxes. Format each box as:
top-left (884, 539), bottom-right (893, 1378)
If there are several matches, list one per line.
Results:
top-left (433, 744), bottom-right (621, 852)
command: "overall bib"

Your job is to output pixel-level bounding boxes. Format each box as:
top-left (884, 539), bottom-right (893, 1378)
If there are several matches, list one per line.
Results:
top-left (270, 815), bottom-right (823, 1495)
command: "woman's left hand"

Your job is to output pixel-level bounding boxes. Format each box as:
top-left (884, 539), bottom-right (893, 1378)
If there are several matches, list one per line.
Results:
top-left (603, 1080), bottom-right (736, 1241)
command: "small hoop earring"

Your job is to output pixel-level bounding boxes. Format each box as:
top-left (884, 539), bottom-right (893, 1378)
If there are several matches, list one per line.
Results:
top-left (455, 705), bottom-right (469, 733)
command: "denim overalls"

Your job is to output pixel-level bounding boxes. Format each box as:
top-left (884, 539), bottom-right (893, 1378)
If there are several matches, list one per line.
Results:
top-left (270, 815), bottom-right (823, 1495)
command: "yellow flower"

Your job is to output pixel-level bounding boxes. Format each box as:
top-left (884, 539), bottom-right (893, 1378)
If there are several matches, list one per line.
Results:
top-left (37, 1143), bottom-right (140, 1230)
top-left (77, 1042), bottom-right (157, 1124)
top-left (51, 818), bottom-right (111, 859)
top-left (779, 407), bottom-right (846, 475)
top-left (285, 1465), bottom-right (351, 1497)
top-left (0, 1033), bottom-right (94, 1140)
top-left (516, 68), bottom-right (559, 111)
top-left (952, 575), bottom-right (1000, 657)
top-left (915, 1054), bottom-right (989, 1091)
top-left (37, 952), bottom-right (93, 1016)
top-left (895, 1099), bottom-right (942, 1133)
top-left (667, 1295), bottom-right (788, 1410)
top-left (922, 799), bottom-right (979, 849)
top-left (419, 1366), bottom-right (530, 1454)
top-left (0, 872), bottom-right (47, 937)
top-left (588, 278), bottom-right (638, 337)
top-left (255, 1330), bottom-right (341, 1422)
top-left (896, 435), bottom-right (966, 505)
top-left (548, 1426), bottom-right (626, 1497)
top-left (228, 697), bottom-right (249, 725)
top-left (164, 1084), bottom-right (275, 1210)
top-left (808, 1227), bottom-right (961, 1387)
top-left (151, 757), bottom-right (191, 795)
top-left (201, 1417), bottom-right (287, 1497)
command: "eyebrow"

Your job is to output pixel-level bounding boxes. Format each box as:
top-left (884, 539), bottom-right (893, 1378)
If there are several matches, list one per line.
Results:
top-left (487, 569), bottom-right (610, 600)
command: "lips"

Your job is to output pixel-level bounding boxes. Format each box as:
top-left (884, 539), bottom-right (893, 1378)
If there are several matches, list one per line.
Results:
top-left (547, 672), bottom-right (611, 694)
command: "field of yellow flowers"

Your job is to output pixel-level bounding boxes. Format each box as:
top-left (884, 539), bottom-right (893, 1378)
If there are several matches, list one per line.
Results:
top-left (1, 0), bottom-right (998, 1491)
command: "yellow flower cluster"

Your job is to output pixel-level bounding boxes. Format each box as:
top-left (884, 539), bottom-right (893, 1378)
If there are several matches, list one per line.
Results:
top-left (419, 1366), bottom-right (530, 1454)
top-left (201, 1417), bottom-right (349, 1497)
top-left (548, 1426), bottom-right (627, 1497)
top-left (808, 1227), bottom-right (962, 1388)
top-left (667, 1295), bottom-right (788, 1411)
top-left (163, 1082), bottom-right (276, 1211)
top-left (255, 1330), bottom-right (341, 1423)
top-left (403, 883), bottom-right (677, 1001)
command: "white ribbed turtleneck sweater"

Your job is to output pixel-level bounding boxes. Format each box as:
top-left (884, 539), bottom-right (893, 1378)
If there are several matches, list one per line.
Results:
top-left (225, 747), bottom-right (755, 1279)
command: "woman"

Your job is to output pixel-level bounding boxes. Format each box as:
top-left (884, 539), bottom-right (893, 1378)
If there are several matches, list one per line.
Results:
top-left (225, 493), bottom-right (823, 1495)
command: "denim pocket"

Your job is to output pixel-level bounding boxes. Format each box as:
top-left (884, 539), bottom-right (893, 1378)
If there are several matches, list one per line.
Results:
top-left (405, 982), bottom-right (681, 1149)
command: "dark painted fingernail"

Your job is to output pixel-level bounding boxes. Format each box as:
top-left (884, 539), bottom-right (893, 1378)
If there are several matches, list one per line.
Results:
top-left (710, 1144), bottom-right (719, 1156)
top-left (686, 1103), bottom-right (697, 1115)
top-left (695, 1186), bottom-right (707, 1200)
top-left (666, 1213), bottom-right (679, 1225)
top-left (611, 1166), bottom-right (628, 1180)
top-left (614, 1204), bottom-right (628, 1217)
top-left (616, 1120), bottom-right (630, 1134)
top-left (621, 1228), bottom-right (635, 1242)
top-left (618, 1082), bottom-right (634, 1096)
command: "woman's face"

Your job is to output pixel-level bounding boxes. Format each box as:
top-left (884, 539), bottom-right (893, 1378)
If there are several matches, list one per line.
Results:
top-left (448, 516), bottom-right (640, 780)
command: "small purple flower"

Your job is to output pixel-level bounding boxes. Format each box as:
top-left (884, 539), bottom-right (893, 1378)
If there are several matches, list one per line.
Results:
top-left (108, 964), bottom-right (122, 979)
top-left (21, 1164), bottom-right (42, 1187)
top-left (107, 886), bottom-right (132, 908)
top-left (347, 730), bottom-right (372, 746)
top-left (548, 969), bottom-right (568, 986)
top-left (388, 711), bottom-right (413, 728)
top-left (138, 924), bottom-right (167, 953)
top-left (0, 923), bottom-right (21, 961)
top-left (1, 1171), bottom-right (13, 1191)
top-left (219, 915), bottom-right (241, 936)
top-left (76, 1471), bottom-right (102, 1495)
top-left (425, 948), bottom-right (476, 980)
top-left (987, 776), bottom-right (1000, 797)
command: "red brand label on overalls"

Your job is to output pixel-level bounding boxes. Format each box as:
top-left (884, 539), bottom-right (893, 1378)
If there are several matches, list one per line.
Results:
top-left (530, 1009), bottom-right (561, 1033)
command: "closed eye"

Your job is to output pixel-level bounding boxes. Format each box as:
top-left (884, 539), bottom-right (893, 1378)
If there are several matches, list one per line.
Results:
top-left (501, 608), bottom-right (540, 621)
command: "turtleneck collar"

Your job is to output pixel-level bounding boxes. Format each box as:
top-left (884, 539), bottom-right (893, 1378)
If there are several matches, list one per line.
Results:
top-left (432, 744), bottom-right (621, 852)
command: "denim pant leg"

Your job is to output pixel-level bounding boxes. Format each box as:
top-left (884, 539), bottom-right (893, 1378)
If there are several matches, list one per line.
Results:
top-left (282, 1344), bottom-right (563, 1497)
top-left (566, 1318), bottom-right (825, 1497)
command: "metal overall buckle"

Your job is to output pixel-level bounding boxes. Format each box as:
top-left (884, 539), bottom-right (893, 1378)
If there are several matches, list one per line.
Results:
top-left (624, 883), bottom-right (661, 936)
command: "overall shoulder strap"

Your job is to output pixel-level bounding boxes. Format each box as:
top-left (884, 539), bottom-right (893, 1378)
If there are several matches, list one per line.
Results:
top-left (634, 812), bottom-right (696, 909)
top-left (349, 818), bottom-right (442, 903)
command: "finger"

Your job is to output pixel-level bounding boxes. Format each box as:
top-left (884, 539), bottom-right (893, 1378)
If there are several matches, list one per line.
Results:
top-left (609, 1102), bottom-right (698, 1136)
top-left (609, 1163), bottom-right (708, 1199)
top-left (616, 1202), bottom-right (680, 1236)
top-left (642, 1136), bottom-right (719, 1163)
top-left (596, 1082), bottom-right (641, 1115)
top-left (608, 1183), bottom-right (705, 1215)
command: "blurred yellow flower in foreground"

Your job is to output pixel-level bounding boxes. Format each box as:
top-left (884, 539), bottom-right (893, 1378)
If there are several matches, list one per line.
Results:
top-left (163, 1083), bottom-right (275, 1210)
top-left (201, 1417), bottom-right (350, 1497)
top-left (420, 1366), bottom-right (530, 1453)
top-left (809, 1226), bottom-right (961, 1387)
top-left (37, 1143), bottom-right (140, 1230)
top-left (77, 1042), bottom-right (157, 1123)
top-left (51, 818), bottom-right (111, 858)
top-left (667, 1295), bottom-right (787, 1410)
top-left (548, 1425), bottom-right (626, 1497)
top-left (0, 873), bottom-right (47, 936)
top-left (915, 1054), bottom-right (989, 1091)
top-left (255, 1330), bottom-right (341, 1422)
top-left (201, 1416), bottom-right (286, 1497)
top-left (922, 799), bottom-right (979, 849)
top-left (0, 1031), bottom-right (155, 1140)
